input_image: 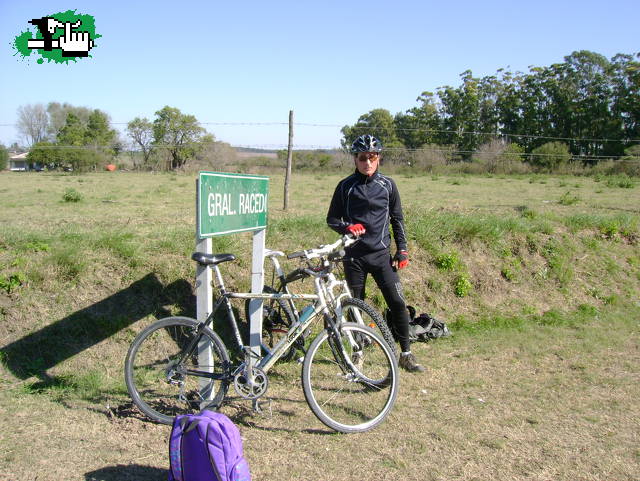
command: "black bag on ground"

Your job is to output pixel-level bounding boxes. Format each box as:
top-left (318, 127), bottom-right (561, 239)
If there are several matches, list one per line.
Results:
top-left (384, 305), bottom-right (451, 343)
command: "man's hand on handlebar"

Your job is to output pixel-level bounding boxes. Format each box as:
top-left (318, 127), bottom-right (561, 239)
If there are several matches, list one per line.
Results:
top-left (346, 223), bottom-right (366, 237)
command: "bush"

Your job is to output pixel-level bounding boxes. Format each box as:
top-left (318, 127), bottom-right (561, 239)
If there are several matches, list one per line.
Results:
top-left (434, 251), bottom-right (460, 271)
top-left (63, 188), bottom-right (83, 202)
top-left (411, 144), bottom-right (455, 171)
top-left (0, 272), bottom-right (26, 294)
top-left (474, 140), bottom-right (527, 174)
top-left (29, 144), bottom-right (108, 172)
top-left (606, 147), bottom-right (640, 177)
top-left (623, 144), bottom-right (640, 160)
top-left (454, 275), bottom-right (473, 297)
top-left (558, 191), bottom-right (580, 205)
top-left (605, 174), bottom-right (635, 188)
top-left (529, 142), bottom-right (571, 172)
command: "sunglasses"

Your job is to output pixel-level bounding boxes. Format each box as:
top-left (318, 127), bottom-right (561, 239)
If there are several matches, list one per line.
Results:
top-left (356, 153), bottom-right (380, 162)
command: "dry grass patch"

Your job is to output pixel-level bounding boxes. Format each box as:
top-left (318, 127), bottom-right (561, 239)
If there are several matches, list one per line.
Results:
top-left (1, 308), bottom-right (638, 481)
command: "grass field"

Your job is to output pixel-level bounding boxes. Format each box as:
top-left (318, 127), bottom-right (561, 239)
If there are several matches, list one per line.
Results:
top-left (0, 170), bottom-right (639, 480)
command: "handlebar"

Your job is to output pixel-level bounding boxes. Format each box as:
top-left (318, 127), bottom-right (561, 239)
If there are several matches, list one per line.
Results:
top-left (286, 235), bottom-right (356, 261)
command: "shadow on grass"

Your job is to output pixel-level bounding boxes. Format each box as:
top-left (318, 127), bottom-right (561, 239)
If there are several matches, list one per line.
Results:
top-left (224, 398), bottom-right (335, 435)
top-left (85, 464), bottom-right (167, 481)
top-left (1, 273), bottom-right (196, 382)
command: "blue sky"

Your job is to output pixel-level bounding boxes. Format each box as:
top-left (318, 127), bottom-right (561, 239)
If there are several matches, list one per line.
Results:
top-left (1, 0), bottom-right (638, 149)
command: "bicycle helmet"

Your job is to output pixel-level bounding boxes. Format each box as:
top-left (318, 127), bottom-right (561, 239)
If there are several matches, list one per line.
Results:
top-left (351, 134), bottom-right (383, 154)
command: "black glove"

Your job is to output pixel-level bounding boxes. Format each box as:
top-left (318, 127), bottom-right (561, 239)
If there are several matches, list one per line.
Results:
top-left (393, 250), bottom-right (409, 270)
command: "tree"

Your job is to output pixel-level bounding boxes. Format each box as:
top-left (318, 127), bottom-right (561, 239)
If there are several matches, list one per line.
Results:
top-left (437, 71), bottom-right (483, 159)
top-left (46, 102), bottom-right (91, 140)
top-left (126, 117), bottom-right (154, 166)
top-left (563, 51), bottom-right (615, 159)
top-left (610, 53), bottom-right (640, 151)
top-left (9, 142), bottom-right (24, 153)
top-left (341, 109), bottom-right (401, 153)
top-left (495, 69), bottom-right (525, 143)
top-left (16, 104), bottom-right (49, 146)
top-left (0, 144), bottom-right (8, 171)
top-left (193, 135), bottom-right (237, 171)
top-left (49, 109), bottom-right (116, 171)
top-left (57, 113), bottom-right (86, 146)
top-left (84, 109), bottom-right (116, 150)
top-left (394, 91), bottom-right (441, 149)
top-left (152, 106), bottom-right (205, 170)
top-left (28, 142), bottom-right (63, 169)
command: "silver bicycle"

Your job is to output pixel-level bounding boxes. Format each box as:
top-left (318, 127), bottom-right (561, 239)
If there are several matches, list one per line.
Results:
top-left (124, 235), bottom-right (399, 433)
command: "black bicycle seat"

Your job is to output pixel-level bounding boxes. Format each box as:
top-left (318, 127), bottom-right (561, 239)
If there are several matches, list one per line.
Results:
top-left (191, 252), bottom-right (236, 266)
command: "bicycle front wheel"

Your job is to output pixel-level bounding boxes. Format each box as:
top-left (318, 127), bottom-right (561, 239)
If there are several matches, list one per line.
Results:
top-left (124, 316), bottom-right (231, 424)
top-left (302, 322), bottom-right (399, 433)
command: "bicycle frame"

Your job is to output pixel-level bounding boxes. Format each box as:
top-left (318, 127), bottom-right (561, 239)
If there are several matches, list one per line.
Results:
top-left (264, 247), bottom-right (358, 331)
top-left (200, 245), bottom-right (360, 376)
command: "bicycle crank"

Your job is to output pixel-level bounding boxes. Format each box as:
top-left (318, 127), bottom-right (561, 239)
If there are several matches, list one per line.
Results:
top-left (233, 367), bottom-right (269, 399)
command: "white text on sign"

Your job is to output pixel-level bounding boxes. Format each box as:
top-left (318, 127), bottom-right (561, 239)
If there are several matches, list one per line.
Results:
top-left (207, 193), bottom-right (267, 217)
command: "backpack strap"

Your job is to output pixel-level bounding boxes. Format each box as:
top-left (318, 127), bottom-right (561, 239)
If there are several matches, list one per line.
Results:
top-left (185, 419), bottom-right (200, 433)
top-left (169, 416), bottom-right (187, 481)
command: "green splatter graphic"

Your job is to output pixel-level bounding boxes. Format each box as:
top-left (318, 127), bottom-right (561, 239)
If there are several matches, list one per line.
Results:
top-left (13, 31), bottom-right (32, 58)
top-left (12, 9), bottom-right (100, 65)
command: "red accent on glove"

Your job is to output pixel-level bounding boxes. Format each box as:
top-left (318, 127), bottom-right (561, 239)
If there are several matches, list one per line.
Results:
top-left (395, 250), bottom-right (409, 270)
top-left (346, 223), bottom-right (366, 236)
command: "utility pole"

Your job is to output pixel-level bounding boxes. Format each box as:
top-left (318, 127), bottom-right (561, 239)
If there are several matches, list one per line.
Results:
top-left (284, 110), bottom-right (293, 211)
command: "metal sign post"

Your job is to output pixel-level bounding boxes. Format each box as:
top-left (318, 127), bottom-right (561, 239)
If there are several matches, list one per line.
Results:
top-left (196, 172), bottom-right (269, 396)
top-left (195, 179), bottom-right (214, 401)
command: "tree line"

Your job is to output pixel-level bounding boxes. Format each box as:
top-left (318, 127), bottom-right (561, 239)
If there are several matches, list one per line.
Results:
top-left (341, 50), bottom-right (639, 168)
top-left (11, 103), bottom-right (226, 172)
top-left (7, 50), bottom-right (639, 174)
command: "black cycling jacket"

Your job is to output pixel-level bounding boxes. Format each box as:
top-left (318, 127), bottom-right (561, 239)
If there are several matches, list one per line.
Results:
top-left (326, 170), bottom-right (407, 256)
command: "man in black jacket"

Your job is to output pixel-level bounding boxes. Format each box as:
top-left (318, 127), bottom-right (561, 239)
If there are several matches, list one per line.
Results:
top-left (327, 134), bottom-right (424, 372)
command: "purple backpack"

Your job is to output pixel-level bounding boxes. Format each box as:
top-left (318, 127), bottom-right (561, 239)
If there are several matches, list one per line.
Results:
top-left (168, 410), bottom-right (251, 481)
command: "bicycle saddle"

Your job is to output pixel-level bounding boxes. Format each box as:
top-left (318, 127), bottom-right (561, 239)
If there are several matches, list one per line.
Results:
top-left (191, 252), bottom-right (236, 266)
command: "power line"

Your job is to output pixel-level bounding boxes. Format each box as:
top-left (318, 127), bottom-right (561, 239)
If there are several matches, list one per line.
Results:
top-left (3, 121), bottom-right (638, 144)
top-left (343, 125), bottom-right (640, 144)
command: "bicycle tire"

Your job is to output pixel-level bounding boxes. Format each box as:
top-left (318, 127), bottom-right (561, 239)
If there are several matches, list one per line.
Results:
top-left (245, 285), bottom-right (300, 362)
top-left (302, 322), bottom-right (399, 433)
top-left (339, 297), bottom-right (399, 360)
top-left (124, 316), bottom-right (231, 424)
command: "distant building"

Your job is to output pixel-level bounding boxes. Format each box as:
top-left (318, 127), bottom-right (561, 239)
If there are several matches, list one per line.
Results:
top-left (8, 152), bottom-right (43, 171)
top-left (9, 152), bottom-right (29, 171)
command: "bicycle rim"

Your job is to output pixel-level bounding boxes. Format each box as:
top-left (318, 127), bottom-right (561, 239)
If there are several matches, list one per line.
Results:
top-left (302, 323), bottom-right (399, 433)
top-left (124, 317), bottom-right (231, 424)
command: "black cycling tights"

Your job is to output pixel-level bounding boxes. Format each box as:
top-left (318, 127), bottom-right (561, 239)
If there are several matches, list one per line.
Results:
top-left (343, 249), bottom-right (411, 352)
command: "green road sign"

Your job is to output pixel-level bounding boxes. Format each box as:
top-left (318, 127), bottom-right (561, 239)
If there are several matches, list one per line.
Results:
top-left (198, 172), bottom-right (269, 238)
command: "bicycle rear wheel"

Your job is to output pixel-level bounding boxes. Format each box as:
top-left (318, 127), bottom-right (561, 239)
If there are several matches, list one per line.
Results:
top-left (302, 322), bottom-right (399, 433)
top-left (245, 285), bottom-right (300, 362)
top-left (339, 297), bottom-right (399, 360)
top-left (124, 316), bottom-right (231, 424)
